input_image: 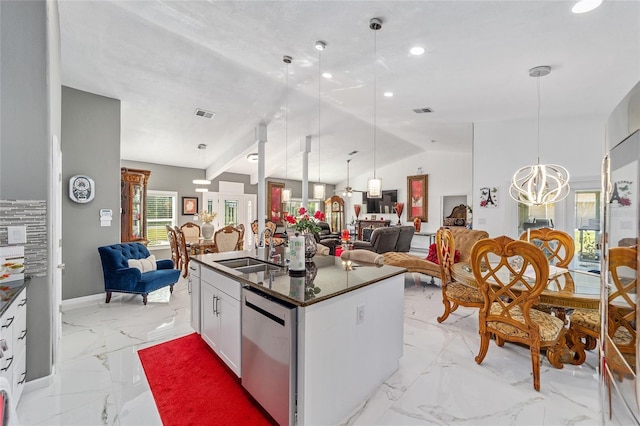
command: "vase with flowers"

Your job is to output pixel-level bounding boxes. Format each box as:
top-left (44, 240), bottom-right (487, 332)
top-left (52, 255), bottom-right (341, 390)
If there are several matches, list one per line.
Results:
top-left (198, 210), bottom-right (217, 240)
top-left (285, 207), bottom-right (325, 260)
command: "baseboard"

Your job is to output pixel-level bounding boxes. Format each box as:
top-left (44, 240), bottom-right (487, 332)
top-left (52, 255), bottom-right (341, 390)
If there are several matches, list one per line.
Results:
top-left (23, 373), bottom-right (53, 394)
top-left (61, 292), bottom-right (104, 308)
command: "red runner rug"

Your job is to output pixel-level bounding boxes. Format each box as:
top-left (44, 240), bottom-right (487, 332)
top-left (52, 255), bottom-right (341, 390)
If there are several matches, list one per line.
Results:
top-left (138, 333), bottom-right (273, 426)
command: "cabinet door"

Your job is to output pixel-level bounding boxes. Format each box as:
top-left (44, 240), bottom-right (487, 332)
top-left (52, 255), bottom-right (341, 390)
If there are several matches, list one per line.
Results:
top-left (190, 273), bottom-right (201, 333)
top-left (200, 282), bottom-right (219, 351)
top-left (217, 290), bottom-right (241, 376)
top-left (131, 183), bottom-right (143, 239)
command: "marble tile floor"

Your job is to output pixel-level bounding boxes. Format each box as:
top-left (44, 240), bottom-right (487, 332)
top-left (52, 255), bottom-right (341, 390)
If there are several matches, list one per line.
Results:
top-left (17, 274), bottom-right (601, 425)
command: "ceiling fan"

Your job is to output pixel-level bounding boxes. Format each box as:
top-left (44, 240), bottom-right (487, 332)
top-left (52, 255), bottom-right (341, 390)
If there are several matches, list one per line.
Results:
top-left (336, 159), bottom-right (365, 197)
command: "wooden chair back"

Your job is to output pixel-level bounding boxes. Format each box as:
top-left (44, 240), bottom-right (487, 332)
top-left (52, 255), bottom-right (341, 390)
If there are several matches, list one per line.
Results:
top-left (214, 225), bottom-right (241, 253)
top-left (471, 235), bottom-right (564, 391)
top-left (180, 222), bottom-right (201, 243)
top-left (166, 225), bottom-right (181, 271)
top-left (519, 227), bottom-right (575, 268)
top-left (174, 226), bottom-right (189, 278)
top-left (435, 227), bottom-right (455, 285)
top-left (236, 224), bottom-right (245, 250)
top-left (607, 246), bottom-right (637, 357)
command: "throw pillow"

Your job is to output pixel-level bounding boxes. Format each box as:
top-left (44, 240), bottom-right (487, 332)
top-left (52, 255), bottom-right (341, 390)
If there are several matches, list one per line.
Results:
top-left (425, 243), bottom-right (461, 264)
top-left (128, 255), bottom-right (157, 273)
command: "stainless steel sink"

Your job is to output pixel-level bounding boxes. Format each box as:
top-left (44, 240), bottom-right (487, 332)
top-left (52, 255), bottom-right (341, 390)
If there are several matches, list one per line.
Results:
top-left (216, 257), bottom-right (268, 269)
top-left (235, 263), bottom-right (282, 274)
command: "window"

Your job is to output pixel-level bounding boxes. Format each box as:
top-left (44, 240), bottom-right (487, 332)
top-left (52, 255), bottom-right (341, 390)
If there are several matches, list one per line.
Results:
top-left (146, 191), bottom-right (177, 246)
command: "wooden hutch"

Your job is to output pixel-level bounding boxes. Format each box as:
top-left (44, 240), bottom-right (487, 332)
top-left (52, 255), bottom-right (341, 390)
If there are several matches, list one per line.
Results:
top-left (121, 168), bottom-right (151, 244)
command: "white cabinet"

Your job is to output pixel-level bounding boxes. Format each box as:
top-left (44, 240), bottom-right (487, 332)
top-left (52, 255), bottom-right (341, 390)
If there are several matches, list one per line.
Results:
top-left (200, 267), bottom-right (241, 377)
top-left (0, 287), bottom-right (27, 408)
top-left (188, 263), bottom-right (201, 333)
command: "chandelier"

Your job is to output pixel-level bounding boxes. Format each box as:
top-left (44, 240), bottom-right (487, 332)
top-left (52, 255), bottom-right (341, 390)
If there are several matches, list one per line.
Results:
top-left (282, 55), bottom-right (292, 203)
top-left (193, 143), bottom-right (211, 193)
top-left (509, 66), bottom-right (570, 206)
top-left (313, 40), bottom-right (326, 200)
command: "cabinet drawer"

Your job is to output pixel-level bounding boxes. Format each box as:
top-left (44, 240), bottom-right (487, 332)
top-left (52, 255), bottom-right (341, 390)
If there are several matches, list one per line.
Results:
top-left (189, 262), bottom-right (201, 278)
top-left (201, 267), bottom-right (241, 301)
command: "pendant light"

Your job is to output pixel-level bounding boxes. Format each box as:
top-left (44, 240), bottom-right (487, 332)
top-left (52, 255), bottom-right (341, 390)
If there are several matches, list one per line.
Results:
top-left (367, 18), bottom-right (382, 199)
top-left (342, 159), bottom-right (353, 197)
top-left (282, 55), bottom-right (292, 203)
top-left (313, 40), bottom-right (326, 201)
top-left (509, 66), bottom-right (570, 206)
top-left (193, 143), bottom-right (211, 193)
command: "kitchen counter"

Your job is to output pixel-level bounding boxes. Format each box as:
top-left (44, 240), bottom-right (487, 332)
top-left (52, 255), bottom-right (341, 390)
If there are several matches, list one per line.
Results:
top-left (0, 279), bottom-right (27, 317)
top-left (191, 247), bottom-right (406, 307)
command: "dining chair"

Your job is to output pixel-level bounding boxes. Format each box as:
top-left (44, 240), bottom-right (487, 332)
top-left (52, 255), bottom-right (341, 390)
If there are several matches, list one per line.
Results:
top-left (571, 246), bottom-right (638, 368)
top-left (471, 235), bottom-right (566, 391)
top-left (214, 225), bottom-right (242, 253)
top-left (174, 226), bottom-right (190, 278)
top-left (519, 227), bottom-right (575, 268)
top-left (251, 220), bottom-right (286, 247)
top-left (436, 227), bottom-right (484, 323)
top-left (180, 222), bottom-right (201, 243)
top-left (236, 224), bottom-right (245, 250)
top-left (166, 225), bottom-right (181, 273)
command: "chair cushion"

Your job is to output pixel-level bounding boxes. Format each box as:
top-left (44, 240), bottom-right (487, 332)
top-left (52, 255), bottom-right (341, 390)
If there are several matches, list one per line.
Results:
top-left (426, 243), bottom-right (461, 264)
top-left (570, 308), bottom-right (600, 332)
top-left (383, 252), bottom-right (440, 277)
top-left (488, 303), bottom-right (564, 343)
top-left (444, 282), bottom-right (483, 303)
top-left (128, 255), bottom-right (157, 273)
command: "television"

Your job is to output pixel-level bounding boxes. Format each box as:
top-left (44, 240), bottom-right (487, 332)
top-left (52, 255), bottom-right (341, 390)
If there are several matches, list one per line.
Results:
top-left (363, 190), bottom-right (398, 214)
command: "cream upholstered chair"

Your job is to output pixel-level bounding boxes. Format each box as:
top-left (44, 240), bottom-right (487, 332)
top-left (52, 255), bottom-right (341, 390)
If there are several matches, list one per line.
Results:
top-left (180, 222), bottom-right (201, 243)
top-left (569, 246), bottom-right (637, 364)
top-left (436, 227), bottom-right (484, 323)
top-left (471, 235), bottom-right (566, 391)
top-left (519, 227), bottom-right (575, 268)
top-left (214, 225), bottom-right (242, 253)
top-left (250, 220), bottom-right (286, 247)
top-left (166, 225), bottom-right (181, 273)
top-left (174, 226), bottom-right (190, 278)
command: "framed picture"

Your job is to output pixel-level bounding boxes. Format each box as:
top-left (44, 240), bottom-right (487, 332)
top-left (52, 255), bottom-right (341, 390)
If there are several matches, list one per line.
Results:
top-left (182, 197), bottom-right (199, 215)
top-left (479, 187), bottom-right (499, 208)
top-left (407, 174), bottom-right (428, 222)
top-left (267, 181), bottom-right (285, 223)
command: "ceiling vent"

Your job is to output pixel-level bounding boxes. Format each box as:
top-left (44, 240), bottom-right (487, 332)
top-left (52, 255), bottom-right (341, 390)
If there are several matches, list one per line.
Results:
top-left (195, 108), bottom-right (215, 119)
top-left (413, 107), bottom-right (434, 114)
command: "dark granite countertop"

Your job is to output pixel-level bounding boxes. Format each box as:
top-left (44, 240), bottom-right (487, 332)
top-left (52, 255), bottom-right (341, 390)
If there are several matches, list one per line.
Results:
top-left (191, 247), bottom-right (406, 307)
top-left (0, 279), bottom-right (27, 317)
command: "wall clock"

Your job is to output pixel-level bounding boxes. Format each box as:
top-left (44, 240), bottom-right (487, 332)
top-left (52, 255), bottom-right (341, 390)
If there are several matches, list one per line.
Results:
top-left (69, 175), bottom-right (95, 203)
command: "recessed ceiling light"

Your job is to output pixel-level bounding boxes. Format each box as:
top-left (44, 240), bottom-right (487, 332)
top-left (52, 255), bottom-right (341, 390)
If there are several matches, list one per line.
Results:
top-left (322, 72), bottom-right (332, 79)
top-left (409, 46), bottom-right (425, 56)
top-left (315, 40), bottom-right (326, 51)
top-left (384, 92), bottom-right (393, 97)
top-left (247, 153), bottom-right (259, 163)
top-left (571, 0), bottom-right (603, 13)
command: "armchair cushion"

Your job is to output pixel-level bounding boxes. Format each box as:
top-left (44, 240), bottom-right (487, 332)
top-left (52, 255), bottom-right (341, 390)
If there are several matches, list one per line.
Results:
top-left (128, 255), bottom-right (157, 273)
top-left (98, 243), bottom-right (180, 305)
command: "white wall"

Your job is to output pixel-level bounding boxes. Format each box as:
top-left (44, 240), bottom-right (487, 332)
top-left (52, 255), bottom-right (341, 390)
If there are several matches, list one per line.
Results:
top-left (474, 116), bottom-right (606, 238)
top-left (341, 150), bottom-right (473, 234)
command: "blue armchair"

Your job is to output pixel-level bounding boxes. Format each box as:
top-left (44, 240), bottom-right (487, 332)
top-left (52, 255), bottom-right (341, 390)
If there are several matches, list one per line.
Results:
top-left (98, 243), bottom-right (180, 305)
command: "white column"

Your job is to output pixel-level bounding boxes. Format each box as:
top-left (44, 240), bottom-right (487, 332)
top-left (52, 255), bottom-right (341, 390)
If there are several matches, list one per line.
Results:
top-left (256, 123), bottom-right (267, 238)
top-left (301, 135), bottom-right (311, 209)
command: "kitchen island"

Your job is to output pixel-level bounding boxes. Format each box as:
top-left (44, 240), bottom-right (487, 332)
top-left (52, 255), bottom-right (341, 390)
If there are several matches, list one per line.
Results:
top-left (191, 247), bottom-right (406, 425)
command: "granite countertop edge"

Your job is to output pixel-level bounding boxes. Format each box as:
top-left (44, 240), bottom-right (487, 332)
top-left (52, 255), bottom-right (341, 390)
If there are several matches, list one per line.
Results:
top-left (191, 249), bottom-right (406, 307)
top-left (0, 279), bottom-right (28, 317)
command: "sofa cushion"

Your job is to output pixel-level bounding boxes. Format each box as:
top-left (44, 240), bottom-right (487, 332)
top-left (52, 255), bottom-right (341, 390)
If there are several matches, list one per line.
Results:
top-left (128, 255), bottom-right (157, 273)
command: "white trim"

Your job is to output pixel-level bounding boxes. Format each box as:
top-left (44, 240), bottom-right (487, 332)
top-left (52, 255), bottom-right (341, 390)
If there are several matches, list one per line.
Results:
top-left (61, 293), bottom-right (104, 309)
top-left (22, 373), bottom-right (54, 394)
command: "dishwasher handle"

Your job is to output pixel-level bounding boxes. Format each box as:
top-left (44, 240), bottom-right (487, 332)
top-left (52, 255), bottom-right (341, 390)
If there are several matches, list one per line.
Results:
top-left (244, 298), bottom-right (285, 326)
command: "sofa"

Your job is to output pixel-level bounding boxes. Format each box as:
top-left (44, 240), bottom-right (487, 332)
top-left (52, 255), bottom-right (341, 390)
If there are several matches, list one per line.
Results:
top-left (98, 242), bottom-right (181, 305)
top-left (383, 227), bottom-right (489, 283)
top-left (353, 227), bottom-right (399, 254)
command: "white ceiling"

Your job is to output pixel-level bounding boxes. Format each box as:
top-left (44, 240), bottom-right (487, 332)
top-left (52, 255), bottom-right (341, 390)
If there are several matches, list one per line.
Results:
top-left (58, 0), bottom-right (640, 186)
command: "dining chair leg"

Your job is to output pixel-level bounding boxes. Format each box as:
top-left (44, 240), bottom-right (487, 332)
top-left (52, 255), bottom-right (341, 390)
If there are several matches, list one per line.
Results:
top-left (530, 345), bottom-right (541, 391)
top-left (475, 332), bottom-right (490, 364)
top-left (437, 295), bottom-right (459, 323)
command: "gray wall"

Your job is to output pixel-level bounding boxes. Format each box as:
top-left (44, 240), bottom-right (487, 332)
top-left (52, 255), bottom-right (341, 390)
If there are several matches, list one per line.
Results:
top-left (62, 86), bottom-right (121, 299)
top-left (0, 0), bottom-right (53, 381)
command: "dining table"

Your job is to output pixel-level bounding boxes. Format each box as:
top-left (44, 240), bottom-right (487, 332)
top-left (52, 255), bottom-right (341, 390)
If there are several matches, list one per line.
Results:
top-left (451, 261), bottom-right (602, 367)
top-left (187, 239), bottom-right (217, 255)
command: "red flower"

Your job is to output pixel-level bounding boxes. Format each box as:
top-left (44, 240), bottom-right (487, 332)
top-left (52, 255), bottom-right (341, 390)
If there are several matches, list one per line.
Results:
top-left (313, 210), bottom-right (325, 221)
top-left (298, 207), bottom-right (307, 216)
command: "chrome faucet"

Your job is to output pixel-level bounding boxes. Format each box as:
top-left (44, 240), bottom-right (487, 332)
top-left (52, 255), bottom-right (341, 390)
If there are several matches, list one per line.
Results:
top-left (258, 228), bottom-right (275, 255)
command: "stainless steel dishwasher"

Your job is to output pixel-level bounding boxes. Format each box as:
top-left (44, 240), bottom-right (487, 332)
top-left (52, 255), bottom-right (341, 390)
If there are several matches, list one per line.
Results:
top-left (241, 286), bottom-right (297, 426)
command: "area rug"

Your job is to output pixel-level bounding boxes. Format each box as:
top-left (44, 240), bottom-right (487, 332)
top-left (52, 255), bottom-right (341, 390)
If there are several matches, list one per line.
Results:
top-left (138, 333), bottom-right (273, 426)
